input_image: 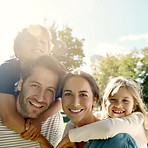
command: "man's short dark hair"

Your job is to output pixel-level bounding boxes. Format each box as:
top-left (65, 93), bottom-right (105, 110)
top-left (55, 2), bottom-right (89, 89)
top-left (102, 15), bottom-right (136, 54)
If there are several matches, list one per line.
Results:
top-left (21, 55), bottom-right (67, 98)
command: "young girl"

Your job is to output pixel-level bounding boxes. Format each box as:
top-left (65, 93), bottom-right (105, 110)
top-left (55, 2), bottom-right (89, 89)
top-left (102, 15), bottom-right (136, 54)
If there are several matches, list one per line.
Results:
top-left (57, 72), bottom-right (138, 148)
top-left (57, 76), bottom-right (147, 148)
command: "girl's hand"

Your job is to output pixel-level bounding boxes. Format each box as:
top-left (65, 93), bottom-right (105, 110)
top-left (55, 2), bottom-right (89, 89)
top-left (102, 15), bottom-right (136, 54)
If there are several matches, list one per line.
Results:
top-left (56, 134), bottom-right (76, 148)
top-left (20, 118), bottom-right (42, 140)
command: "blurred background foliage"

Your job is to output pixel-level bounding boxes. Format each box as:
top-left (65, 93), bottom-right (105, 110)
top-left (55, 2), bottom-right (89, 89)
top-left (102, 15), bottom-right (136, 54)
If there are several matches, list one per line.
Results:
top-left (47, 23), bottom-right (148, 106)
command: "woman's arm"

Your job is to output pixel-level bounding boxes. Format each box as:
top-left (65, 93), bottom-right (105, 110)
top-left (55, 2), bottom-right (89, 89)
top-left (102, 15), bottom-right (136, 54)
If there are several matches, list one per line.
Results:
top-left (68, 112), bottom-right (144, 142)
top-left (36, 134), bottom-right (53, 148)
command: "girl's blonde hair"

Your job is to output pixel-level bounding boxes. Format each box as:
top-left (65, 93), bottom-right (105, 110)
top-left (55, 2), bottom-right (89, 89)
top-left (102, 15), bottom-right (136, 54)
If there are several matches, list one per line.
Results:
top-left (102, 76), bottom-right (148, 140)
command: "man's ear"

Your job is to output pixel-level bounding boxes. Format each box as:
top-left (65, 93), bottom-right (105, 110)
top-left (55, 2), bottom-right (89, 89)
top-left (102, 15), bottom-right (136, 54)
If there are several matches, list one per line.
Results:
top-left (17, 77), bottom-right (23, 91)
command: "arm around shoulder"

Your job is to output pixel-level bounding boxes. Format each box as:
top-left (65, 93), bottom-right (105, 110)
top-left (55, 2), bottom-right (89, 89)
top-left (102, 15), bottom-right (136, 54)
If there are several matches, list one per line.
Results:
top-left (69, 112), bottom-right (144, 142)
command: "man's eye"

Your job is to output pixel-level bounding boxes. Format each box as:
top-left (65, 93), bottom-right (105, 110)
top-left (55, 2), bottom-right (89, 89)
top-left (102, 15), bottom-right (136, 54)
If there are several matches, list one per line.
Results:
top-left (64, 93), bottom-right (71, 96)
top-left (47, 89), bottom-right (54, 94)
top-left (31, 84), bottom-right (39, 88)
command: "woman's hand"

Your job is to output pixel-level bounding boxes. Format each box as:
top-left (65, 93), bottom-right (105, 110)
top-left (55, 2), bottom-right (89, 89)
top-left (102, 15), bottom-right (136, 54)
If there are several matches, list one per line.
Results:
top-left (56, 134), bottom-right (76, 148)
top-left (37, 134), bottom-right (53, 148)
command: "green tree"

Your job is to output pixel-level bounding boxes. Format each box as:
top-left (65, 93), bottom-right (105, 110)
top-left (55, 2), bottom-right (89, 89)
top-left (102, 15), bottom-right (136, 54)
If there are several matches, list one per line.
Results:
top-left (92, 51), bottom-right (141, 96)
top-left (118, 51), bottom-right (140, 79)
top-left (49, 24), bottom-right (85, 71)
top-left (92, 49), bottom-right (148, 105)
top-left (92, 54), bottom-right (120, 93)
top-left (139, 48), bottom-right (148, 104)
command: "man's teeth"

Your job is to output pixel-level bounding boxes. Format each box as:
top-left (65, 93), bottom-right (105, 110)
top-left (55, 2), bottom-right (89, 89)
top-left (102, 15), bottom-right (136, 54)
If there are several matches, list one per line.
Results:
top-left (30, 101), bottom-right (42, 108)
top-left (70, 109), bottom-right (81, 113)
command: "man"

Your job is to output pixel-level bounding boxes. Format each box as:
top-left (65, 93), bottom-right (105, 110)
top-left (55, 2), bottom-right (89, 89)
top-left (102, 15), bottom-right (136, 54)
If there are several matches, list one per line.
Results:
top-left (0, 55), bottom-right (66, 147)
top-left (0, 25), bottom-right (64, 147)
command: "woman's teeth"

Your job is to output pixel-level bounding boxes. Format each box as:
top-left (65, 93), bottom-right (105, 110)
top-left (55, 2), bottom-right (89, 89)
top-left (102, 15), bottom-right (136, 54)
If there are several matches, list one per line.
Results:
top-left (70, 109), bottom-right (82, 113)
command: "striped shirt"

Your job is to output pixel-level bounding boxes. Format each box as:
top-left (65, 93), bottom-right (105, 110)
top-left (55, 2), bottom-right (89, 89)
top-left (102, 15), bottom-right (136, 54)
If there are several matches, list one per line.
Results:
top-left (0, 112), bottom-right (64, 148)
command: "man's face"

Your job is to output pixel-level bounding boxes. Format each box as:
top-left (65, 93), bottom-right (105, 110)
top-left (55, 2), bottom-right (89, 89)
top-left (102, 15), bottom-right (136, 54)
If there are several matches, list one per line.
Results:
top-left (17, 31), bottom-right (49, 61)
top-left (18, 66), bottom-right (58, 118)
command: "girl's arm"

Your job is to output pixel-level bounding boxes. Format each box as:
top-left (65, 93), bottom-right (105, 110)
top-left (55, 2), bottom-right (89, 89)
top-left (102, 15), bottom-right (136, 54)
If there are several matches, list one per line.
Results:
top-left (63, 120), bottom-right (75, 138)
top-left (0, 93), bottom-right (25, 133)
top-left (68, 112), bottom-right (144, 142)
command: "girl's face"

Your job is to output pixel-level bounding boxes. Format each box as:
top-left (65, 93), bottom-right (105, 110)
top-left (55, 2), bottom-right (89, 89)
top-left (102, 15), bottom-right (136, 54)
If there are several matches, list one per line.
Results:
top-left (62, 76), bottom-right (96, 127)
top-left (105, 87), bottom-right (136, 118)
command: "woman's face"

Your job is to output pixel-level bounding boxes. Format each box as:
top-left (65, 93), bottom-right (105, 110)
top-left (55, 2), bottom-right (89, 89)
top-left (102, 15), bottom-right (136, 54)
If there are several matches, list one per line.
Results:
top-left (105, 87), bottom-right (136, 118)
top-left (62, 76), bottom-right (96, 127)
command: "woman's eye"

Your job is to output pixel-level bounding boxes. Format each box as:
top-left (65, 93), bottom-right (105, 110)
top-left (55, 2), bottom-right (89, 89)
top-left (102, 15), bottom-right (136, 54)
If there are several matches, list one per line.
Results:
top-left (80, 94), bottom-right (87, 97)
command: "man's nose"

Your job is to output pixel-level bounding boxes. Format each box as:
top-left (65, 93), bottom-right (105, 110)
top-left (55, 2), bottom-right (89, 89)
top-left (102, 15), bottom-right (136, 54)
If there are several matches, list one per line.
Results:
top-left (35, 90), bottom-right (45, 102)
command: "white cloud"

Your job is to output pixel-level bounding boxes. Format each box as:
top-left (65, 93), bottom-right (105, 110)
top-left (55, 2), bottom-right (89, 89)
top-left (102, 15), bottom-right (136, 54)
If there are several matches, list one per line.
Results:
top-left (90, 42), bottom-right (129, 57)
top-left (119, 33), bottom-right (148, 42)
top-left (81, 57), bottom-right (93, 74)
top-left (82, 42), bottom-right (129, 73)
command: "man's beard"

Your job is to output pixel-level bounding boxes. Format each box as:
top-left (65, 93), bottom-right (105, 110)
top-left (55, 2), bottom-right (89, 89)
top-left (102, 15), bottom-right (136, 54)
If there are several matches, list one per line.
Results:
top-left (18, 87), bottom-right (53, 118)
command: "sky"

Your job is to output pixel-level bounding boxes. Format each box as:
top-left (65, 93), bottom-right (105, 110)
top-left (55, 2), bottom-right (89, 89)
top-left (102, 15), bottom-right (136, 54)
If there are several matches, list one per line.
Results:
top-left (0, 0), bottom-right (148, 72)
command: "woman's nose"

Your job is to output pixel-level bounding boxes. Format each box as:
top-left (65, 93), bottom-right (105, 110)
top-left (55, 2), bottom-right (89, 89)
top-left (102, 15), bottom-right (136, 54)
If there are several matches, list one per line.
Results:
top-left (73, 96), bottom-right (80, 107)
